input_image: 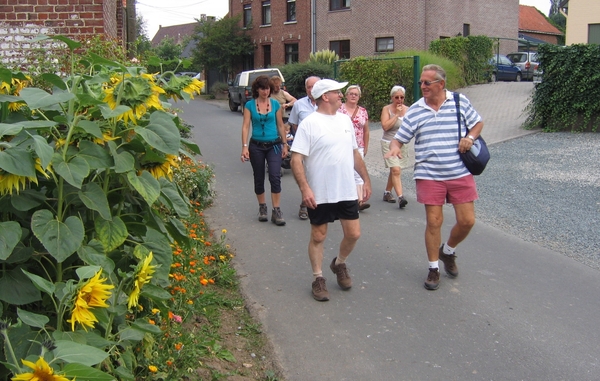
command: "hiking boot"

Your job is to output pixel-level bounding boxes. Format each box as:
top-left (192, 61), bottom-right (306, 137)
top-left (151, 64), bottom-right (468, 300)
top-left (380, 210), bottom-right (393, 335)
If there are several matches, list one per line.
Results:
top-left (298, 205), bottom-right (308, 220)
top-left (271, 207), bottom-right (286, 226)
top-left (438, 246), bottom-right (458, 277)
top-left (358, 202), bottom-right (371, 211)
top-left (330, 257), bottom-right (352, 290)
top-left (383, 191), bottom-right (396, 203)
top-left (424, 268), bottom-right (440, 290)
top-left (312, 277), bottom-right (329, 301)
top-left (398, 196), bottom-right (408, 209)
top-left (258, 203), bottom-right (268, 222)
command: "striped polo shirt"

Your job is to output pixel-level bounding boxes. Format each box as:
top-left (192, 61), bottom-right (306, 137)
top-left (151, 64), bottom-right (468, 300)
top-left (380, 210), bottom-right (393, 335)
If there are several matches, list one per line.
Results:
top-left (395, 90), bottom-right (482, 181)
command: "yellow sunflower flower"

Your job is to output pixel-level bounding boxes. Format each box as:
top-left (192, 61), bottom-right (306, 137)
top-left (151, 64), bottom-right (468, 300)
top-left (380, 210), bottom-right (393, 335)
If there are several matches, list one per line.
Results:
top-left (127, 252), bottom-right (157, 309)
top-left (1, 76), bottom-right (31, 113)
top-left (103, 74), bottom-right (164, 125)
top-left (67, 270), bottom-right (114, 331)
top-left (142, 154), bottom-right (179, 180)
top-left (11, 357), bottom-right (73, 381)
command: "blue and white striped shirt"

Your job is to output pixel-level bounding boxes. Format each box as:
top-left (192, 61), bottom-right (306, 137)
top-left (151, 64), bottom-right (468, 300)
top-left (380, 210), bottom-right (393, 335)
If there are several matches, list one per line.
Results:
top-left (394, 90), bottom-right (482, 181)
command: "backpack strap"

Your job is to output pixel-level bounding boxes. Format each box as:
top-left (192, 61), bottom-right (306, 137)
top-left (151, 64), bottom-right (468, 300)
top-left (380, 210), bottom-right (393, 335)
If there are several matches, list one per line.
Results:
top-left (454, 92), bottom-right (467, 141)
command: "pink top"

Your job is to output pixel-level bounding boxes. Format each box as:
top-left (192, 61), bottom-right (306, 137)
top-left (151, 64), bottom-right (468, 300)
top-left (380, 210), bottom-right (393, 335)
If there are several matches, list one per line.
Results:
top-left (338, 103), bottom-right (369, 149)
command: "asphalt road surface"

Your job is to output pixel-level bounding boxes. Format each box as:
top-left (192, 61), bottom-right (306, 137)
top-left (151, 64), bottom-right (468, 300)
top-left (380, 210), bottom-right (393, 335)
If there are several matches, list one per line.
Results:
top-left (176, 96), bottom-right (600, 381)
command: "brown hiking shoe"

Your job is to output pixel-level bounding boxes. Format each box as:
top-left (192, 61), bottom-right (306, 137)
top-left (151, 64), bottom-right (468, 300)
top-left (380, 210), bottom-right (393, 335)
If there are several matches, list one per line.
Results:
top-left (312, 277), bottom-right (329, 301)
top-left (424, 268), bottom-right (440, 290)
top-left (398, 196), bottom-right (408, 209)
top-left (383, 191), bottom-right (396, 203)
top-left (271, 207), bottom-right (286, 226)
top-left (330, 257), bottom-right (352, 290)
top-left (438, 246), bottom-right (458, 277)
top-left (258, 203), bottom-right (268, 222)
top-left (298, 205), bottom-right (308, 220)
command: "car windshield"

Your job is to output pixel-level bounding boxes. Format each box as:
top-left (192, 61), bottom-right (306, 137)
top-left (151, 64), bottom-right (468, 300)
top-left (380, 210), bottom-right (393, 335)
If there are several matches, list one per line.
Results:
top-left (507, 54), bottom-right (526, 63)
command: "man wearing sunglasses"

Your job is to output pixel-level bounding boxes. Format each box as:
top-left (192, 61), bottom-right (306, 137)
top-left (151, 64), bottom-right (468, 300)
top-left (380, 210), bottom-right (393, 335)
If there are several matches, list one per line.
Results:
top-left (385, 64), bottom-right (484, 291)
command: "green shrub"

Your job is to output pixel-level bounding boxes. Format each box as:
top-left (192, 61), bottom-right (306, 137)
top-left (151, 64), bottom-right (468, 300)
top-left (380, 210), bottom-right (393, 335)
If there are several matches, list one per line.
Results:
top-left (337, 50), bottom-right (463, 121)
top-left (278, 62), bottom-right (334, 98)
top-left (525, 43), bottom-right (600, 132)
top-left (209, 81), bottom-right (229, 98)
top-left (308, 49), bottom-right (339, 66)
top-left (430, 35), bottom-right (494, 85)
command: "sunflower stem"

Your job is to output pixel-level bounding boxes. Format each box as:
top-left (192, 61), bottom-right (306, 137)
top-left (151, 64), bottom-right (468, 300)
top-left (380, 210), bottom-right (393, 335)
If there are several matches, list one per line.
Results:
top-left (0, 325), bottom-right (22, 373)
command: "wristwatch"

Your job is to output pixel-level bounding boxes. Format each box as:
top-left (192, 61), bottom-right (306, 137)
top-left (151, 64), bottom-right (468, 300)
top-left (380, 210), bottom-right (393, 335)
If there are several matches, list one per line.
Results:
top-left (467, 135), bottom-right (475, 141)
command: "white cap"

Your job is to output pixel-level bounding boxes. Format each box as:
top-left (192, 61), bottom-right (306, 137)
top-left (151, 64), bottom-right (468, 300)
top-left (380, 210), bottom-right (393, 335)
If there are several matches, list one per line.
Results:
top-left (311, 79), bottom-right (348, 100)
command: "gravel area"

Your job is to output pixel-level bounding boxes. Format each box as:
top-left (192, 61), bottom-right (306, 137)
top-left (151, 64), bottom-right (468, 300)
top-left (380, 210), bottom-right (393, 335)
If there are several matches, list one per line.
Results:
top-left (388, 132), bottom-right (600, 270)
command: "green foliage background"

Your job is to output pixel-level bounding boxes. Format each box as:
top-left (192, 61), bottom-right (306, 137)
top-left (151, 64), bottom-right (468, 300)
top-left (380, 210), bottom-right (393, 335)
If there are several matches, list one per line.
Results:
top-left (525, 44), bottom-right (600, 132)
top-left (277, 62), bottom-right (334, 98)
top-left (429, 35), bottom-right (494, 84)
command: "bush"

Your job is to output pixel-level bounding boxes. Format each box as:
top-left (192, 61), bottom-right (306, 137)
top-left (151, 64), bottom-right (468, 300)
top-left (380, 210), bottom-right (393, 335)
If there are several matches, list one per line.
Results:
top-left (209, 81), bottom-right (229, 98)
top-left (430, 35), bottom-right (494, 85)
top-left (525, 44), bottom-right (600, 132)
top-left (308, 49), bottom-right (339, 66)
top-left (278, 61), bottom-right (334, 98)
top-left (337, 50), bottom-right (463, 121)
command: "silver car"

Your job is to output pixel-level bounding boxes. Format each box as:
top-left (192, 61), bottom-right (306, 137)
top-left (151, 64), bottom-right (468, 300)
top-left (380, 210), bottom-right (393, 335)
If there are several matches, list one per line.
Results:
top-left (507, 52), bottom-right (539, 81)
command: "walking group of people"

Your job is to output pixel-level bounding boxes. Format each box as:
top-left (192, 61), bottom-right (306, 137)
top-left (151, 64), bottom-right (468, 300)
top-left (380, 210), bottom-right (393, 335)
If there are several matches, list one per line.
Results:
top-left (239, 64), bottom-right (484, 300)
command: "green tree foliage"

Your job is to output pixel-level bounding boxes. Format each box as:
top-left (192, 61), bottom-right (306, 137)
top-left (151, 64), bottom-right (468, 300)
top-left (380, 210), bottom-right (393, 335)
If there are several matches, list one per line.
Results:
top-left (429, 35), bottom-right (493, 85)
top-left (525, 44), bottom-right (600, 132)
top-left (192, 15), bottom-right (254, 79)
top-left (155, 36), bottom-right (183, 61)
top-left (308, 49), bottom-right (339, 66)
top-left (134, 14), bottom-right (152, 57)
top-left (278, 62), bottom-right (334, 98)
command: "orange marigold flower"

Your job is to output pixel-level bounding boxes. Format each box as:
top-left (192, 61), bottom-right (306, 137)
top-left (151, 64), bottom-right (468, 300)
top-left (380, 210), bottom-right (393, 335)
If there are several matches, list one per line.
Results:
top-left (149, 319), bottom-right (155, 325)
top-left (200, 278), bottom-right (208, 286)
top-left (149, 365), bottom-right (158, 373)
top-left (208, 279), bottom-right (214, 284)
top-left (204, 241), bottom-right (212, 247)
top-left (187, 300), bottom-right (193, 305)
top-left (174, 343), bottom-right (183, 351)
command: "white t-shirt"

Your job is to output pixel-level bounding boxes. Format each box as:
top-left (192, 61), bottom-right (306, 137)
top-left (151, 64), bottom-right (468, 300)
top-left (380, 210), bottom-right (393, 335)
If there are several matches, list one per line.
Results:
top-left (291, 112), bottom-right (358, 204)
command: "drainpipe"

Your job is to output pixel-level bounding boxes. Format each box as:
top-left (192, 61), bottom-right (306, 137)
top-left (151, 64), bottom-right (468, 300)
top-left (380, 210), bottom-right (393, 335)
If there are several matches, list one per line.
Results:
top-left (311, 0), bottom-right (316, 53)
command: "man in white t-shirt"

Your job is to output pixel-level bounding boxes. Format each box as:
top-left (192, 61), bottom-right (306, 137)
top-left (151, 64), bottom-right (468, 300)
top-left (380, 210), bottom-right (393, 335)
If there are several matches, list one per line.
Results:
top-left (290, 79), bottom-right (372, 302)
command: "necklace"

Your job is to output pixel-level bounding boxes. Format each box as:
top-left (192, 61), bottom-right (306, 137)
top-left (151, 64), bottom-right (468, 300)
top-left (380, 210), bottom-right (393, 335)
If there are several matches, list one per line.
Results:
top-left (256, 99), bottom-right (270, 136)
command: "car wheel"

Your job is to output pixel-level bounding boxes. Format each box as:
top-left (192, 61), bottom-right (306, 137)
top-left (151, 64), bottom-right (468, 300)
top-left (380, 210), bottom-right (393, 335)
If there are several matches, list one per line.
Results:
top-left (491, 72), bottom-right (497, 82)
top-left (228, 96), bottom-right (238, 112)
top-left (515, 73), bottom-right (522, 82)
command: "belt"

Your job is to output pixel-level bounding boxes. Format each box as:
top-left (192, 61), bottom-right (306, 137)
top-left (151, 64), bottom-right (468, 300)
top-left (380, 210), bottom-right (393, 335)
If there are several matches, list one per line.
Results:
top-left (250, 138), bottom-right (281, 148)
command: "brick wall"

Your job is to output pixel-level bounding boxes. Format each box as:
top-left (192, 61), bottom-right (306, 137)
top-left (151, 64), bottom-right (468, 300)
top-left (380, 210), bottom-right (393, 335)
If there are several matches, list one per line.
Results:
top-left (0, 0), bottom-right (126, 69)
top-left (231, 0), bottom-right (312, 69)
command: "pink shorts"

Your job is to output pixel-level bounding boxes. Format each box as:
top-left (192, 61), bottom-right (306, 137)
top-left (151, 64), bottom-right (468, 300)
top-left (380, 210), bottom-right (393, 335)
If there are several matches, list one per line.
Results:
top-left (416, 176), bottom-right (478, 205)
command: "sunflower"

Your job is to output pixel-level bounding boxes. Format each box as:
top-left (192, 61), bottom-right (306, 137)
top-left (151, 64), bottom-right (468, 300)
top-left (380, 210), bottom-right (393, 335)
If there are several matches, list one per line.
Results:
top-left (163, 76), bottom-right (204, 101)
top-left (103, 74), bottom-right (164, 125)
top-left (127, 252), bottom-right (157, 309)
top-left (11, 357), bottom-right (73, 381)
top-left (1, 76), bottom-right (31, 112)
top-left (67, 270), bottom-right (114, 331)
top-left (142, 154), bottom-right (179, 180)
top-left (0, 159), bottom-right (52, 195)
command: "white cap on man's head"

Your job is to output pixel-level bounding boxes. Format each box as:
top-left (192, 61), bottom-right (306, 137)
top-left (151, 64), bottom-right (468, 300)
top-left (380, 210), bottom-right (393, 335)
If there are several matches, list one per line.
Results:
top-left (310, 79), bottom-right (348, 100)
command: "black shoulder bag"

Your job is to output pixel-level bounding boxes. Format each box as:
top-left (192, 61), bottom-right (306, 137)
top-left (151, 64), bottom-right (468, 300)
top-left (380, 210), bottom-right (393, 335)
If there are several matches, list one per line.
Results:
top-left (454, 92), bottom-right (490, 175)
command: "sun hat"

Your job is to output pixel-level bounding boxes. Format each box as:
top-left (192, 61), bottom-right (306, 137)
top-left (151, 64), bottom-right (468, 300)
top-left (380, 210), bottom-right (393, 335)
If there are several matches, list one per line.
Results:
top-left (310, 79), bottom-right (348, 100)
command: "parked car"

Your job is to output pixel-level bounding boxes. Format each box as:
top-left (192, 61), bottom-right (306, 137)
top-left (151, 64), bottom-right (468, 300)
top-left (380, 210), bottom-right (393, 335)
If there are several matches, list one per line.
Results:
top-left (227, 68), bottom-right (284, 112)
top-left (175, 71), bottom-right (198, 77)
top-left (489, 55), bottom-right (522, 82)
top-left (506, 52), bottom-right (539, 80)
top-left (532, 63), bottom-right (543, 84)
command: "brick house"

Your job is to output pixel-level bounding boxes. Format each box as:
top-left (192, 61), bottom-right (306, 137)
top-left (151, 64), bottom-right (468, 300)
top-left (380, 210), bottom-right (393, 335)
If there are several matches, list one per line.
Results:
top-left (518, 5), bottom-right (562, 46)
top-left (0, 0), bottom-right (134, 69)
top-left (229, 0), bottom-right (519, 69)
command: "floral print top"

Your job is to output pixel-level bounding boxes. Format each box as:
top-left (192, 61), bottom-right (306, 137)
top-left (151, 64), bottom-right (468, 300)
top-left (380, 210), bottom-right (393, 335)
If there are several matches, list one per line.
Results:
top-left (338, 103), bottom-right (369, 149)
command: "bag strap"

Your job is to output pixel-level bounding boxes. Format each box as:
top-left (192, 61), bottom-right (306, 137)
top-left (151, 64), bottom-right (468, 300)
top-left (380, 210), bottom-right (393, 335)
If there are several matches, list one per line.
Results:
top-left (454, 92), bottom-right (467, 141)
top-left (350, 105), bottom-right (359, 119)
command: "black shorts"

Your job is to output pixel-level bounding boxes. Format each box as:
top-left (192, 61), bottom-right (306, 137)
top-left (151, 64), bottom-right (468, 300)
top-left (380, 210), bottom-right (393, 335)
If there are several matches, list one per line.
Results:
top-left (308, 200), bottom-right (359, 225)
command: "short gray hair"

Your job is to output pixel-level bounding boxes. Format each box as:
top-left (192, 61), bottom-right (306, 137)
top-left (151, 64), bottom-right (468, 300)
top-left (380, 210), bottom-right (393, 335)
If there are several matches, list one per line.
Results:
top-left (305, 76), bottom-right (321, 87)
top-left (390, 85), bottom-right (405, 97)
top-left (422, 64), bottom-right (446, 81)
top-left (345, 85), bottom-right (361, 97)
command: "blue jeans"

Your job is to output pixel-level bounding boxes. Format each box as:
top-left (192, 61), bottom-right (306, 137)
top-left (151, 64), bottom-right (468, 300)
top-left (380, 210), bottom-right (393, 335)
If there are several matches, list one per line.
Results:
top-left (248, 141), bottom-right (283, 195)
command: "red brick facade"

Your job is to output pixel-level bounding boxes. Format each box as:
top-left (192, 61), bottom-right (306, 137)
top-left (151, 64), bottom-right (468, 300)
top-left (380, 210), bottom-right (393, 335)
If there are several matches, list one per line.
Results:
top-left (0, 0), bottom-right (129, 67)
top-left (230, 0), bottom-right (519, 67)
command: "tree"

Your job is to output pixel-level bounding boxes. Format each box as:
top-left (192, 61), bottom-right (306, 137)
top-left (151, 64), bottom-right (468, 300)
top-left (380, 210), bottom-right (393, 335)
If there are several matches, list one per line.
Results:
top-left (192, 15), bottom-right (254, 79)
top-left (155, 36), bottom-right (183, 61)
top-left (134, 14), bottom-right (152, 57)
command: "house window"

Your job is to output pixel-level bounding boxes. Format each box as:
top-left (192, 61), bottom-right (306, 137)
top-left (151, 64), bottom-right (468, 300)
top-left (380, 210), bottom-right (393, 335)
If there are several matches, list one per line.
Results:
top-left (243, 4), bottom-right (252, 28)
top-left (262, 1), bottom-right (271, 26)
top-left (376, 37), bottom-right (394, 53)
top-left (330, 0), bottom-right (350, 11)
top-left (589, 24), bottom-right (600, 44)
top-left (263, 45), bottom-right (271, 67)
top-left (330, 40), bottom-right (350, 59)
top-left (287, 0), bottom-right (296, 22)
top-left (463, 23), bottom-right (471, 37)
top-left (285, 43), bottom-right (299, 64)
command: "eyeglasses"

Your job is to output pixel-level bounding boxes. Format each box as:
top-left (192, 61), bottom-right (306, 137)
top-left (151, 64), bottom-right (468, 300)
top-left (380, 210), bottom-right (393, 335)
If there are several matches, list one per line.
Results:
top-left (394, 96), bottom-right (405, 100)
top-left (418, 80), bottom-right (442, 86)
top-left (326, 90), bottom-right (342, 95)
top-left (347, 93), bottom-right (360, 97)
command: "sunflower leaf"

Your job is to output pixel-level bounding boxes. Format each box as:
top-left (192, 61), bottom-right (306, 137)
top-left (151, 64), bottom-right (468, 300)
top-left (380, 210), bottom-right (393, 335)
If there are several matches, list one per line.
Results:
top-left (0, 147), bottom-right (36, 177)
top-left (78, 182), bottom-right (112, 220)
top-left (63, 363), bottom-right (116, 381)
top-left (17, 307), bottom-right (49, 329)
top-left (53, 340), bottom-right (110, 366)
top-left (95, 216), bottom-right (127, 253)
top-left (52, 154), bottom-right (90, 189)
top-left (31, 209), bottom-right (84, 263)
top-left (0, 221), bottom-right (22, 260)
top-left (127, 170), bottom-right (160, 205)
top-left (20, 87), bottom-right (75, 109)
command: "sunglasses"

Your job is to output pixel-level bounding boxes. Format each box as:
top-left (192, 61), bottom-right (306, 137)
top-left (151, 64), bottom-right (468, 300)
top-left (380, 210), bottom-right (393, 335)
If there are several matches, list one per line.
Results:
top-left (418, 80), bottom-right (442, 86)
top-left (394, 96), bottom-right (405, 100)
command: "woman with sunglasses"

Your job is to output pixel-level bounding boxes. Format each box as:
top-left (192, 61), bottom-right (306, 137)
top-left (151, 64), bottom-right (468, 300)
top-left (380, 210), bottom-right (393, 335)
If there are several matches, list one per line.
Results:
top-left (339, 85), bottom-right (370, 211)
top-left (379, 85), bottom-right (409, 208)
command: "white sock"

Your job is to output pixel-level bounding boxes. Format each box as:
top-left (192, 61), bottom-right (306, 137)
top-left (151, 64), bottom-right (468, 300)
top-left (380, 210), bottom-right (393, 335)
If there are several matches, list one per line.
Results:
top-left (335, 256), bottom-right (347, 265)
top-left (443, 242), bottom-right (456, 255)
top-left (313, 272), bottom-right (323, 280)
top-left (384, 191), bottom-right (391, 195)
top-left (429, 261), bottom-right (439, 269)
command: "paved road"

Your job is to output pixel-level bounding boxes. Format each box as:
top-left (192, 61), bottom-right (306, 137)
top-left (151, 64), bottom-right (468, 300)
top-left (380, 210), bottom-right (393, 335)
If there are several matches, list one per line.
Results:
top-left (177, 82), bottom-right (600, 380)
